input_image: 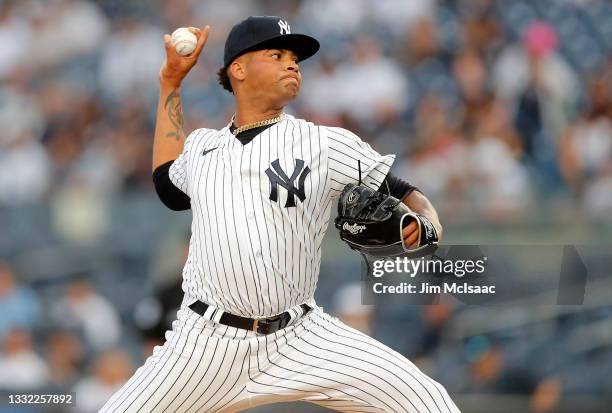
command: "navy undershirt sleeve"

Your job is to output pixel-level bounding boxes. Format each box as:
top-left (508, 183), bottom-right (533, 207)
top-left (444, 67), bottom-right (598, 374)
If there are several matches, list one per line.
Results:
top-left (152, 160), bottom-right (191, 211)
top-left (378, 173), bottom-right (419, 200)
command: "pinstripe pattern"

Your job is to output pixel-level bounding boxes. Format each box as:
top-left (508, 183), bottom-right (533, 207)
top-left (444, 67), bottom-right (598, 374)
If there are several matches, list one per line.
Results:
top-left (101, 115), bottom-right (460, 412)
top-left (100, 307), bottom-right (459, 412)
top-left (167, 116), bottom-right (394, 319)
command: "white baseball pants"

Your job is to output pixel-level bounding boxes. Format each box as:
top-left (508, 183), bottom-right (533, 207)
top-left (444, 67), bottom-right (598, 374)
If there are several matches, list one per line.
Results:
top-left (100, 306), bottom-right (460, 413)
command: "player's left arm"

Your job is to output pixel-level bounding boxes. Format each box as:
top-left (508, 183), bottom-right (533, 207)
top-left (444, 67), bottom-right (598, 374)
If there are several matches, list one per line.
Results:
top-left (377, 173), bottom-right (442, 249)
top-left (326, 127), bottom-right (442, 249)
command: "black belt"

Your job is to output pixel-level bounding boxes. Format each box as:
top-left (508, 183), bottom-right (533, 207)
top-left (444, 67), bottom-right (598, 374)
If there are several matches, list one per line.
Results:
top-left (188, 300), bottom-right (311, 335)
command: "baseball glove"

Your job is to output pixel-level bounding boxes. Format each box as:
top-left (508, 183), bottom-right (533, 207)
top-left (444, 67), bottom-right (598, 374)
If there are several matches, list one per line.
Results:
top-left (334, 183), bottom-right (438, 258)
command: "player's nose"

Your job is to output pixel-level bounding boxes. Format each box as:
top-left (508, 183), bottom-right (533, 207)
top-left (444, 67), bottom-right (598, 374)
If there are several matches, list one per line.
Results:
top-left (280, 53), bottom-right (299, 72)
top-left (285, 60), bottom-right (299, 72)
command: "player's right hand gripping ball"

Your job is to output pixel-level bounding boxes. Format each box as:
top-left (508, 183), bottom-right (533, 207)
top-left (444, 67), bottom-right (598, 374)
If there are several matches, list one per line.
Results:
top-left (335, 183), bottom-right (438, 258)
top-left (171, 27), bottom-right (197, 56)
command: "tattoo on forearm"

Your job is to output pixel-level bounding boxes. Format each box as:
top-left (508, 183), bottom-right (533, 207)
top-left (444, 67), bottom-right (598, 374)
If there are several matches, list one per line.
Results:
top-left (164, 89), bottom-right (184, 141)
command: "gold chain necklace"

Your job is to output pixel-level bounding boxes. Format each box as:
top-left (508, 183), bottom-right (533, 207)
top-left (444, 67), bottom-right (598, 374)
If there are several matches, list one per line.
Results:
top-left (231, 113), bottom-right (286, 136)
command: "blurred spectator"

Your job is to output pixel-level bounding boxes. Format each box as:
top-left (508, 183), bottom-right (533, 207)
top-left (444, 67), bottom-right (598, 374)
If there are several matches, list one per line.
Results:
top-left (45, 330), bottom-right (85, 387)
top-left (51, 181), bottom-right (110, 244)
top-left (399, 16), bottom-right (456, 115)
top-left (300, 55), bottom-right (345, 125)
top-left (0, 328), bottom-right (50, 390)
top-left (463, 336), bottom-right (562, 412)
top-left (160, 0), bottom-right (194, 32)
top-left (297, 0), bottom-right (367, 36)
top-left (51, 281), bottom-right (122, 350)
top-left (194, 0), bottom-right (259, 30)
top-left (583, 170), bottom-right (612, 216)
top-left (0, 86), bottom-right (50, 206)
top-left (453, 49), bottom-right (489, 133)
top-left (367, 0), bottom-right (435, 38)
top-left (302, 47), bottom-right (409, 132)
top-left (0, 263), bottom-right (41, 340)
top-left (26, 0), bottom-right (108, 70)
top-left (36, 79), bottom-right (93, 175)
top-left (73, 349), bottom-right (134, 413)
top-left (418, 303), bottom-right (454, 357)
top-left (97, 17), bottom-right (165, 103)
top-left (465, 337), bottom-right (538, 394)
top-left (492, 22), bottom-right (579, 163)
top-left (402, 17), bottom-right (443, 67)
top-left (560, 75), bottom-right (612, 214)
top-left (531, 377), bottom-right (563, 413)
top-left (107, 106), bottom-right (153, 189)
top-left (462, 99), bottom-right (531, 216)
top-left (398, 94), bottom-right (530, 216)
top-left (335, 36), bottom-right (409, 126)
top-left (0, 132), bottom-right (52, 206)
top-left (65, 127), bottom-right (122, 196)
top-left (395, 94), bottom-right (461, 203)
top-left (0, 1), bottom-right (33, 79)
top-left (458, 0), bottom-right (503, 57)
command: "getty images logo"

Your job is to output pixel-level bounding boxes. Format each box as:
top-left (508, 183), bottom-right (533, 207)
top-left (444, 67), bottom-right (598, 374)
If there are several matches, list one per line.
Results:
top-left (342, 222), bottom-right (366, 235)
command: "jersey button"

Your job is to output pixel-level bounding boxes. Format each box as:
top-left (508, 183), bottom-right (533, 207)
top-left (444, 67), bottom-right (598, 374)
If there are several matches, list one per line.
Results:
top-left (255, 250), bottom-right (262, 258)
top-left (247, 211), bottom-right (255, 219)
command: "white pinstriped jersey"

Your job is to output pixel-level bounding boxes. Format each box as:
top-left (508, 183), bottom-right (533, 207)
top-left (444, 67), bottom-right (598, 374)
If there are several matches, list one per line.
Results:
top-left (103, 114), bottom-right (461, 413)
top-left (169, 115), bottom-right (394, 317)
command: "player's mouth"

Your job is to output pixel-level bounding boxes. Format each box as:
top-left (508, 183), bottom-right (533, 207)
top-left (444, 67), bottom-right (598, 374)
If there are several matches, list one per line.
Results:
top-left (280, 74), bottom-right (300, 84)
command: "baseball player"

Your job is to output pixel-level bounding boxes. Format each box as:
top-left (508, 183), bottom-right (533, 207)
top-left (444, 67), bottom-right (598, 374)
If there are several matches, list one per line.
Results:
top-left (101, 16), bottom-right (460, 413)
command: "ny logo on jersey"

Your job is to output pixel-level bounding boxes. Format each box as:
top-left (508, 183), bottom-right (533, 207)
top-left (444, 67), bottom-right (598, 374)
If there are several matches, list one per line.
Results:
top-left (278, 19), bottom-right (291, 35)
top-left (266, 159), bottom-right (310, 208)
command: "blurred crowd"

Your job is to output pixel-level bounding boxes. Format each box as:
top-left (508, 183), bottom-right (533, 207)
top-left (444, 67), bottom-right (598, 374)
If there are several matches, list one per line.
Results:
top-left (1, 0), bottom-right (612, 412)
top-left (1, 0), bottom-right (612, 218)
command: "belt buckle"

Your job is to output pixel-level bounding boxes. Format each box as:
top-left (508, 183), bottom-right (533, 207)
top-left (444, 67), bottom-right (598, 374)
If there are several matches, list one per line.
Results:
top-left (252, 313), bottom-right (291, 335)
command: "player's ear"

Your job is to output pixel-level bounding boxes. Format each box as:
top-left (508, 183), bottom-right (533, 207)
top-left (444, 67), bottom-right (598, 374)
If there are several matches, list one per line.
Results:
top-left (229, 60), bottom-right (247, 81)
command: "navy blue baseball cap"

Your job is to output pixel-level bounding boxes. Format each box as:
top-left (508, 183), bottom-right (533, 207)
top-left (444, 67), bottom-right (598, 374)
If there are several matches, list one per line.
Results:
top-left (223, 16), bottom-right (320, 68)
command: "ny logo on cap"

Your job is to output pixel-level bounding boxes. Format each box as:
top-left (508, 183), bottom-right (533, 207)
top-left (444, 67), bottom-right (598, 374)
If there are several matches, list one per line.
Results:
top-left (266, 159), bottom-right (309, 208)
top-left (278, 19), bottom-right (291, 35)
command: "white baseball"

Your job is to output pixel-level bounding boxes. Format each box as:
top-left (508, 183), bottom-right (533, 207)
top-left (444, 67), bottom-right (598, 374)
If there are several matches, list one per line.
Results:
top-left (171, 27), bottom-right (197, 56)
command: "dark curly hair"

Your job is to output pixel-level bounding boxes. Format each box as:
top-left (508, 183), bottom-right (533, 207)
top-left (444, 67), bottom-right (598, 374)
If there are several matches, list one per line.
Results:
top-left (216, 66), bottom-right (233, 94)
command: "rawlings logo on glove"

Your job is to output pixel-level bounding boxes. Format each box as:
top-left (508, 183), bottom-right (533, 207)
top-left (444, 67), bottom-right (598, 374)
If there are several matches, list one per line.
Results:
top-left (335, 183), bottom-right (438, 258)
top-left (342, 222), bottom-right (366, 235)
